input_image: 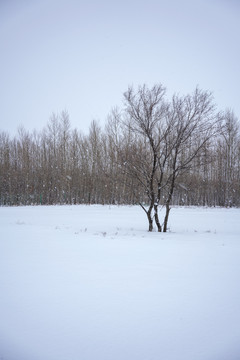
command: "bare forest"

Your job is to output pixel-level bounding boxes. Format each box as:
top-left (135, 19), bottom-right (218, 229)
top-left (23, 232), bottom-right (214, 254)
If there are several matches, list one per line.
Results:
top-left (1, 85), bottom-right (240, 229)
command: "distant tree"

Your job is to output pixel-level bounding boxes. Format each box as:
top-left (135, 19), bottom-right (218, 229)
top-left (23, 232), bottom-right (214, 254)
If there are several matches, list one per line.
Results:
top-left (215, 110), bottom-right (240, 206)
top-left (0, 89), bottom-right (239, 212)
top-left (0, 132), bottom-right (11, 204)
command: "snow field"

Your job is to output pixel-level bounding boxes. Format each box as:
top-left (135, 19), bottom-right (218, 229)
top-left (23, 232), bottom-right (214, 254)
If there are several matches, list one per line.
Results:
top-left (0, 205), bottom-right (240, 360)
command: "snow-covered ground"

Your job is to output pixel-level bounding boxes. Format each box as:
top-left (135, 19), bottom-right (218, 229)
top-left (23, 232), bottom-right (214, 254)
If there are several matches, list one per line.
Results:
top-left (0, 205), bottom-right (240, 360)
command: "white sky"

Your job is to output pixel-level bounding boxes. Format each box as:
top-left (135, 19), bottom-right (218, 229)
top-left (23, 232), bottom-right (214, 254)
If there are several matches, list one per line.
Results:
top-left (0, 0), bottom-right (239, 135)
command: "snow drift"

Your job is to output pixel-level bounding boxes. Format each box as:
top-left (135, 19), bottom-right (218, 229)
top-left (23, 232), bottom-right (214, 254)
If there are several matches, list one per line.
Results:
top-left (0, 205), bottom-right (240, 360)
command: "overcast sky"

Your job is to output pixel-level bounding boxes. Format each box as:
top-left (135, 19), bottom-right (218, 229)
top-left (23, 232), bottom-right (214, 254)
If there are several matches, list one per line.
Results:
top-left (1, 0), bottom-right (239, 135)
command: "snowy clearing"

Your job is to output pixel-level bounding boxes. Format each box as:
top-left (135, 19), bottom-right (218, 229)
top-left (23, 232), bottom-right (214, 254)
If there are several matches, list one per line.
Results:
top-left (0, 205), bottom-right (240, 360)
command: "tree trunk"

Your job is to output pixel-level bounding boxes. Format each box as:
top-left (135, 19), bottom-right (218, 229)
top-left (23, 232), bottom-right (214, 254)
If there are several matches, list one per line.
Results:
top-left (154, 204), bottom-right (162, 232)
top-left (147, 206), bottom-right (153, 232)
top-left (163, 173), bottom-right (175, 232)
top-left (163, 203), bottom-right (170, 232)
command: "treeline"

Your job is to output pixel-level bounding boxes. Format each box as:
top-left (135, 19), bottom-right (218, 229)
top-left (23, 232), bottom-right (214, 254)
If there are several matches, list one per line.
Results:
top-left (0, 93), bottom-right (240, 208)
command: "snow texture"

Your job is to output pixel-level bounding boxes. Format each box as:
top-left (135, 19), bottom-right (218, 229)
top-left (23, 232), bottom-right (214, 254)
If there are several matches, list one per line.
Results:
top-left (0, 205), bottom-right (240, 360)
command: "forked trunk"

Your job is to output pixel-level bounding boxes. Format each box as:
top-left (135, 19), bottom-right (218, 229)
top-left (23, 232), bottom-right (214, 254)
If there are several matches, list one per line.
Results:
top-left (139, 202), bottom-right (154, 232)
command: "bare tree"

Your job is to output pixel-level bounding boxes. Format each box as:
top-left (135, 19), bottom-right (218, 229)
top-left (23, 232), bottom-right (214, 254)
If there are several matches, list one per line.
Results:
top-left (119, 84), bottom-right (221, 232)
top-left (119, 84), bottom-right (167, 231)
top-left (161, 88), bottom-right (221, 231)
